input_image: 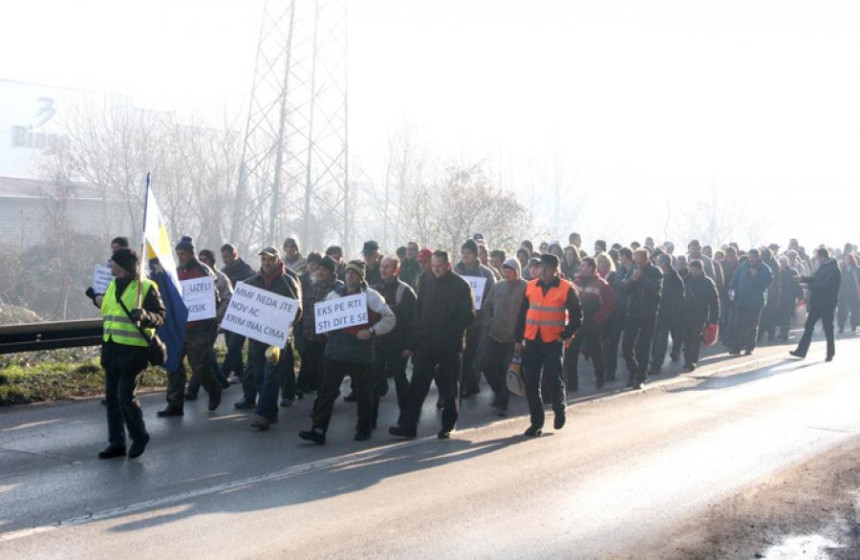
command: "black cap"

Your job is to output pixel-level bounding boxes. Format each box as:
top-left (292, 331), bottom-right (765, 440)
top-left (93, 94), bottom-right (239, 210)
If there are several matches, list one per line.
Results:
top-left (362, 240), bottom-right (379, 255)
top-left (318, 256), bottom-right (337, 274)
top-left (540, 254), bottom-right (559, 268)
top-left (111, 248), bottom-right (139, 274)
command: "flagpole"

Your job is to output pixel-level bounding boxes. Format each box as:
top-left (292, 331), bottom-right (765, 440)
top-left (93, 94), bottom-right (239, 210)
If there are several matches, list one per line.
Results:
top-left (138, 172), bottom-right (152, 310)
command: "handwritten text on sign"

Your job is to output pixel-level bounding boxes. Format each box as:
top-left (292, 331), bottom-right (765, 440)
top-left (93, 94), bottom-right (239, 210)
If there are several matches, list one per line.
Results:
top-left (220, 282), bottom-right (299, 347)
top-left (181, 277), bottom-right (216, 321)
top-left (462, 275), bottom-right (487, 310)
top-left (314, 293), bottom-right (368, 334)
top-left (93, 265), bottom-right (114, 294)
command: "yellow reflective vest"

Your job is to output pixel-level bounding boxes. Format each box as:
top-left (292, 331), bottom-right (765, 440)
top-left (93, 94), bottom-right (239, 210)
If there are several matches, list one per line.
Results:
top-left (102, 279), bottom-right (154, 347)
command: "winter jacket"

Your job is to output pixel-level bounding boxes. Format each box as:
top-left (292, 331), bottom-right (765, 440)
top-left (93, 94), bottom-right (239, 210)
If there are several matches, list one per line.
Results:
top-left (244, 267), bottom-right (304, 335)
top-left (302, 279), bottom-right (342, 342)
top-left (414, 271), bottom-right (475, 350)
top-left (801, 258), bottom-right (841, 313)
top-left (222, 258), bottom-right (255, 289)
top-left (324, 284), bottom-right (395, 364)
top-left (454, 260), bottom-right (497, 329)
top-left (658, 267), bottom-right (684, 321)
top-left (838, 264), bottom-right (860, 305)
top-left (482, 277), bottom-right (527, 343)
top-left (574, 274), bottom-right (614, 327)
top-left (681, 274), bottom-right (720, 325)
top-left (730, 261), bottom-right (773, 309)
top-left (620, 263), bottom-right (663, 318)
top-left (373, 277), bottom-right (417, 351)
top-left (177, 258), bottom-right (220, 329)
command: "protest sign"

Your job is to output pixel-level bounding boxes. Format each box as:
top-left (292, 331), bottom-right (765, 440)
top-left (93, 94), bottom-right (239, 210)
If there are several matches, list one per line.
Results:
top-left (461, 275), bottom-right (487, 310)
top-left (314, 293), bottom-right (368, 334)
top-left (180, 276), bottom-right (216, 321)
top-left (93, 264), bottom-right (114, 294)
top-left (220, 282), bottom-right (299, 347)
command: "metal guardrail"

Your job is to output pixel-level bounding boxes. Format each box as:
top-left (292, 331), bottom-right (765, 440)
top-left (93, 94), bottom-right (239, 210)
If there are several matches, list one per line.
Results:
top-left (0, 320), bottom-right (102, 353)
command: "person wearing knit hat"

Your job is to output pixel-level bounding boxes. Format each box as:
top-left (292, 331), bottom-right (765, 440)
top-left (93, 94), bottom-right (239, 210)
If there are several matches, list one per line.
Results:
top-left (513, 248), bottom-right (582, 436)
top-left (282, 237), bottom-right (308, 276)
top-left (97, 247), bottom-right (166, 460)
top-left (299, 256), bottom-right (395, 444)
top-left (479, 256), bottom-right (527, 416)
top-left (157, 235), bottom-right (224, 417)
top-left (455, 238), bottom-right (497, 399)
top-left (362, 241), bottom-right (382, 286)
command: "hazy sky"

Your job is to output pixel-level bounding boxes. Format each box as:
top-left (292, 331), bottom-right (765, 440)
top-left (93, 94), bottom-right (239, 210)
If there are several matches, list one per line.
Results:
top-left (1, 0), bottom-right (858, 249)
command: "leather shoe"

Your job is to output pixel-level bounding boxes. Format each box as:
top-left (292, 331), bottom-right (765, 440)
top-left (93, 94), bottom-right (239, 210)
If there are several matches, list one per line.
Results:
top-left (299, 429), bottom-right (326, 445)
top-left (554, 412), bottom-right (566, 430)
top-left (128, 434), bottom-right (150, 459)
top-left (208, 391), bottom-right (221, 412)
top-left (682, 363), bottom-right (696, 372)
top-left (437, 429), bottom-right (452, 439)
top-left (789, 350), bottom-right (805, 359)
top-left (388, 425), bottom-right (416, 439)
top-left (354, 430), bottom-right (371, 442)
top-left (523, 426), bottom-right (542, 437)
top-left (156, 406), bottom-right (183, 417)
top-left (825, 354), bottom-right (834, 362)
top-left (250, 415), bottom-right (271, 430)
top-left (234, 399), bottom-right (255, 410)
top-left (98, 446), bottom-right (127, 459)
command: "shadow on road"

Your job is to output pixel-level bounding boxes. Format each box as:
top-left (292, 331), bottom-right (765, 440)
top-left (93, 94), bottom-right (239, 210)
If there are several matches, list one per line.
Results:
top-left (106, 434), bottom-right (529, 534)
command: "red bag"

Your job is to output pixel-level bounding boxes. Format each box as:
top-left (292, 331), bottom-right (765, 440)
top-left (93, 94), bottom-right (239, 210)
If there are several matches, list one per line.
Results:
top-left (702, 323), bottom-right (719, 347)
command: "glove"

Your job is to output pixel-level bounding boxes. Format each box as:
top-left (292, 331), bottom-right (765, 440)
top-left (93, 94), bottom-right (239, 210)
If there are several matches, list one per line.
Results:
top-left (85, 287), bottom-right (96, 300)
top-left (130, 308), bottom-right (144, 323)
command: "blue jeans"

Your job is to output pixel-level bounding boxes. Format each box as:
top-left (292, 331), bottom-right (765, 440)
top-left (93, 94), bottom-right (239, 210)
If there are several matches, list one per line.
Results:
top-left (222, 331), bottom-right (246, 378)
top-left (250, 340), bottom-right (288, 420)
top-left (522, 338), bottom-right (565, 429)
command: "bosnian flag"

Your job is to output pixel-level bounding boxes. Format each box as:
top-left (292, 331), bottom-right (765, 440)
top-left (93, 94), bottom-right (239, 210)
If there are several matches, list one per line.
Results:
top-left (142, 173), bottom-right (188, 371)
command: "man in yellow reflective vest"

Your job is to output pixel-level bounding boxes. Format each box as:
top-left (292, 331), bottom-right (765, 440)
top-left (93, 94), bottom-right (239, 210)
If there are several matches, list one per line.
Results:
top-left (99, 248), bottom-right (166, 459)
top-left (514, 253), bottom-right (582, 437)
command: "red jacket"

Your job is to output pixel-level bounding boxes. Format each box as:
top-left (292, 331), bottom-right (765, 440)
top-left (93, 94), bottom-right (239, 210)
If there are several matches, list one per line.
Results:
top-left (574, 274), bottom-right (614, 326)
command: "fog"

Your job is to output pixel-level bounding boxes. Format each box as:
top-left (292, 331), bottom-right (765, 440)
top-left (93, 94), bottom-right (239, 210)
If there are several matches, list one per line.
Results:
top-left (2, 0), bottom-right (858, 249)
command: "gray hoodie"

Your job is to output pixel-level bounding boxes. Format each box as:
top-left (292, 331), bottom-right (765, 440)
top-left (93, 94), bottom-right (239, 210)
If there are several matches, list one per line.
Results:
top-left (482, 258), bottom-right (527, 343)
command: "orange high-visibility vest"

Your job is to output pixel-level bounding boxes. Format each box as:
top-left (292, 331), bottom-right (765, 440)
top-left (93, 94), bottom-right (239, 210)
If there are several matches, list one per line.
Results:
top-left (524, 278), bottom-right (571, 342)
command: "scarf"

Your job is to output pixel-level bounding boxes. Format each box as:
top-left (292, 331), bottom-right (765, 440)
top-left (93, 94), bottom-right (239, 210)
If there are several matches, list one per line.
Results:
top-left (260, 261), bottom-right (286, 290)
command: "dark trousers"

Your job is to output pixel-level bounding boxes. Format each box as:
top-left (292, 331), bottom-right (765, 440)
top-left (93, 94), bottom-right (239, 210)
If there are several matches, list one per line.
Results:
top-left (166, 327), bottom-right (220, 408)
top-left (651, 313), bottom-right (681, 371)
top-left (249, 340), bottom-right (290, 421)
top-left (522, 338), bottom-right (565, 429)
top-left (681, 321), bottom-right (706, 366)
top-left (222, 331), bottom-right (246, 378)
top-left (622, 315), bottom-right (657, 383)
top-left (186, 348), bottom-right (228, 396)
top-left (604, 312), bottom-right (623, 378)
top-left (311, 359), bottom-right (373, 434)
top-left (478, 337), bottom-right (514, 409)
top-left (296, 339), bottom-right (326, 393)
top-left (837, 303), bottom-right (859, 331)
top-left (731, 307), bottom-right (762, 352)
top-left (795, 306), bottom-right (836, 358)
top-left (565, 323), bottom-right (605, 390)
top-left (398, 344), bottom-right (461, 432)
top-left (371, 343), bottom-right (409, 428)
top-left (103, 343), bottom-right (149, 448)
top-left (461, 326), bottom-right (483, 394)
top-left (279, 345), bottom-right (296, 401)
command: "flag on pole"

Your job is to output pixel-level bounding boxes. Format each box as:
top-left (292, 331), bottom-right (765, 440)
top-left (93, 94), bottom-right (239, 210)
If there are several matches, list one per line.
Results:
top-left (142, 174), bottom-right (188, 372)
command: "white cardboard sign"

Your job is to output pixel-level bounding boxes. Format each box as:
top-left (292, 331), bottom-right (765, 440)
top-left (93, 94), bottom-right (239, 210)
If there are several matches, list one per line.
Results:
top-left (314, 293), bottom-right (368, 334)
top-left (181, 276), bottom-right (216, 321)
top-left (220, 282), bottom-right (299, 347)
top-left (461, 275), bottom-right (487, 310)
top-left (93, 265), bottom-right (114, 294)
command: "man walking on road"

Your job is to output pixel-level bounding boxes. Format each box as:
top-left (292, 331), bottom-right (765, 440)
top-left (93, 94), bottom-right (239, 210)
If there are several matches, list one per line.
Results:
top-left (568, 257), bottom-right (613, 391)
top-left (389, 251), bottom-right (475, 439)
top-left (791, 248), bottom-right (842, 361)
top-left (620, 248), bottom-right (663, 389)
top-left (728, 248), bottom-right (773, 356)
top-left (679, 260), bottom-right (720, 372)
top-left (455, 238), bottom-right (496, 398)
top-left (299, 261), bottom-right (395, 444)
top-left (514, 254), bottom-right (582, 437)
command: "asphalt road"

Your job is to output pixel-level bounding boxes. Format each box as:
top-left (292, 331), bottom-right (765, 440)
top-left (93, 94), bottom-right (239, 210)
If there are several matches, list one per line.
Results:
top-left (1, 334), bottom-right (858, 559)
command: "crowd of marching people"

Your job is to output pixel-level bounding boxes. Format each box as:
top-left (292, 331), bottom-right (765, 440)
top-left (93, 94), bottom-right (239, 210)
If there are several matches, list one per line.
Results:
top-left (88, 231), bottom-right (859, 459)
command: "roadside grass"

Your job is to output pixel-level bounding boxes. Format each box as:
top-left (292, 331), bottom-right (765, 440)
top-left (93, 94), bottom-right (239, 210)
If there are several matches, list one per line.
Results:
top-left (0, 347), bottom-right (169, 406)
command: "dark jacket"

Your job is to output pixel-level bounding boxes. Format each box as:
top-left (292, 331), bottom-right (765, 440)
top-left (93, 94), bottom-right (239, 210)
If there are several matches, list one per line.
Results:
top-left (414, 271), bottom-right (475, 350)
top-left (620, 263), bottom-right (663, 318)
top-left (802, 258), bottom-right (841, 313)
top-left (222, 257), bottom-right (255, 289)
top-left (658, 266), bottom-right (684, 321)
top-left (399, 258), bottom-right (421, 288)
top-left (681, 274), bottom-right (720, 325)
top-left (730, 260), bottom-right (774, 309)
top-left (244, 267), bottom-right (304, 328)
top-left (302, 278), bottom-right (343, 342)
top-left (454, 260), bottom-right (497, 330)
top-left (373, 277), bottom-right (417, 351)
top-left (324, 284), bottom-right (395, 364)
